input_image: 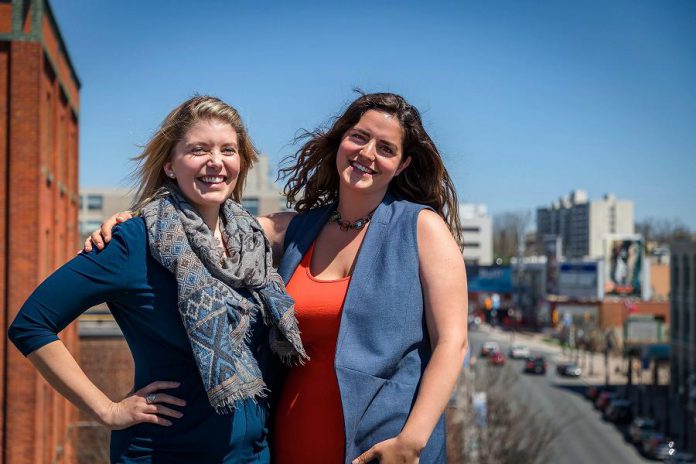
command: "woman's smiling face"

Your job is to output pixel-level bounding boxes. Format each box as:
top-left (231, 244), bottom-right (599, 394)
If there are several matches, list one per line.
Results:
top-left (335, 109), bottom-right (411, 197)
top-left (164, 118), bottom-right (240, 215)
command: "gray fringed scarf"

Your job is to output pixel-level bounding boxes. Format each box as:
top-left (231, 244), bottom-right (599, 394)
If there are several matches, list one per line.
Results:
top-left (141, 187), bottom-right (307, 414)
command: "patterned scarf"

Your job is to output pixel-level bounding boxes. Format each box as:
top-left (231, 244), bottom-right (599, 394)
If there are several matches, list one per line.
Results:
top-left (141, 187), bottom-right (306, 414)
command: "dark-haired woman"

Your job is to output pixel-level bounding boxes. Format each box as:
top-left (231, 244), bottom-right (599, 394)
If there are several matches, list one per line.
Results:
top-left (87, 92), bottom-right (468, 463)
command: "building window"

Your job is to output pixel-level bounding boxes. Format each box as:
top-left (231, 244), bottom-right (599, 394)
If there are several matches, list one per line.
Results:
top-left (461, 227), bottom-right (480, 233)
top-left (80, 220), bottom-right (103, 235)
top-left (242, 198), bottom-right (259, 216)
top-left (463, 242), bottom-right (480, 248)
top-left (86, 195), bottom-right (103, 210)
top-left (685, 256), bottom-right (691, 291)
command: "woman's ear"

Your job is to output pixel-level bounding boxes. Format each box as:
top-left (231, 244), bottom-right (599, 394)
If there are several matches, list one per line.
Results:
top-left (396, 156), bottom-right (412, 176)
top-left (163, 162), bottom-right (175, 179)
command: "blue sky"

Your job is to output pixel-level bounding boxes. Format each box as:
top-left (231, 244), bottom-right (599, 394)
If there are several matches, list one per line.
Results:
top-left (51, 0), bottom-right (696, 228)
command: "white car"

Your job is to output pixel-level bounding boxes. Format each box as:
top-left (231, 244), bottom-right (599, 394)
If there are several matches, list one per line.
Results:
top-left (509, 343), bottom-right (530, 359)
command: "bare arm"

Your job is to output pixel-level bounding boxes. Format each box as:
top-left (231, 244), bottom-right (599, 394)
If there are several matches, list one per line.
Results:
top-left (250, 211), bottom-right (296, 267)
top-left (354, 209), bottom-right (468, 463)
top-left (28, 341), bottom-right (184, 430)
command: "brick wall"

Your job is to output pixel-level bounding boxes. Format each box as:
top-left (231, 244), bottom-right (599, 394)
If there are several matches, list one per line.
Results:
top-left (76, 337), bottom-right (134, 464)
top-left (1, 2), bottom-right (81, 462)
top-left (599, 300), bottom-right (671, 329)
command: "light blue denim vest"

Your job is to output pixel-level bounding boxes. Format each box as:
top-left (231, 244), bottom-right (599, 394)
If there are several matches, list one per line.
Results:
top-left (278, 193), bottom-right (447, 463)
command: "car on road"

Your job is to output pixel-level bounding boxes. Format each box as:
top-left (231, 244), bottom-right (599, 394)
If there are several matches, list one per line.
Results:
top-left (585, 385), bottom-right (614, 401)
top-left (509, 343), bottom-right (530, 359)
top-left (640, 432), bottom-right (672, 460)
top-left (481, 341), bottom-right (500, 357)
top-left (489, 351), bottom-right (506, 366)
top-left (524, 356), bottom-right (547, 374)
top-left (602, 398), bottom-right (633, 423)
top-left (629, 417), bottom-right (657, 444)
top-left (595, 390), bottom-right (619, 412)
top-left (556, 362), bottom-right (581, 377)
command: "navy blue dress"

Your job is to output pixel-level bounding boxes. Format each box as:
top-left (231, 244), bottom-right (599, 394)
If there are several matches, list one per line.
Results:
top-left (8, 218), bottom-right (271, 464)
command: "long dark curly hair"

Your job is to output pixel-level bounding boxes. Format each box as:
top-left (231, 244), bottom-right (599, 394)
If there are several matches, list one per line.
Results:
top-left (279, 92), bottom-right (462, 243)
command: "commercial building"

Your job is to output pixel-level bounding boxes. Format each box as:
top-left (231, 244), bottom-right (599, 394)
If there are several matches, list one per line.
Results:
top-left (536, 190), bottom-right (634, 259)
top-left (0, 1), bottom-right (81, 462)
top-left (459, 203), bottom-right (493, 266)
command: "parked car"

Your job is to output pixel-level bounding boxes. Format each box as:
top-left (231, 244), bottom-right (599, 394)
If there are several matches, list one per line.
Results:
top-left (585, 385), bottom-right (616, 401)
top-left (489, 351), bottom-right (506, 366)
top-left (524, 356), bottom-right (547, 374)
top-left (629, 417), bottom-right (657, 444)
top-left (665, 451), bottom-right (696, 463)
top-left (595, 391), bottom-right (619, 411)
top-left (556, 362), bottom-right (582, 377)
top-left (481, 341), bottom-right (500, 357)
top-left (603, 399), bottom-right (633, 423)
top-left (640, 432), bottom-right (672, 460)
top-left (509, 343), bottom-right (530, 359)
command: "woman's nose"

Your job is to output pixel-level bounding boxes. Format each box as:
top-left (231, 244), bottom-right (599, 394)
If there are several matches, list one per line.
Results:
top-left (359, 139), bottom-right (377, 159)
top-left (207, 150), bottom-right (223, 166)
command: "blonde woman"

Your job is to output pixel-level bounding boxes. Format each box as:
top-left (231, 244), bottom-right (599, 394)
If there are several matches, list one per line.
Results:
top-left (9, 96), bottom-right (305, 463)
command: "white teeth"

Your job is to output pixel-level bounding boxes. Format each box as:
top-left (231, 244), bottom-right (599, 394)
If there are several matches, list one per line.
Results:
top-left (200, 176), bottom-right (225, 183)
top-left (350, 161), bottom-right (375, 174)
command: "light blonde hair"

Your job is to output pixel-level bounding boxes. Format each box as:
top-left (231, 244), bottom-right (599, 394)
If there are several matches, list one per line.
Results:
top-left (130, 95), bottom-right (258, 212)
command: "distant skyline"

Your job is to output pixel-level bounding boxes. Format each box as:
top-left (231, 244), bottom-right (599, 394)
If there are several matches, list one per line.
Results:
top-left (51, 0), bottom-right (696, 228)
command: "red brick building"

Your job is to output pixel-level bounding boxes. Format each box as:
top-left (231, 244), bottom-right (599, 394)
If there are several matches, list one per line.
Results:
top-left (0, 1), bottom-right (81, 462)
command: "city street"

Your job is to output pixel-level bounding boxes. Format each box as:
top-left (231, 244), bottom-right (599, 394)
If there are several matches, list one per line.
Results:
top-left (467, 328), bottom-right (651, 464)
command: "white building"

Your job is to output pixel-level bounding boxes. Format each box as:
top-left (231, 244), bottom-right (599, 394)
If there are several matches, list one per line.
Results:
top-left (240, 155), bottom-right (286, 216)
top-left (459, 203), bottom-right (493, 266)
top-left (536, 190), bottom-right (634, 259)
top-left (79, 187), bottom-right (132, 238)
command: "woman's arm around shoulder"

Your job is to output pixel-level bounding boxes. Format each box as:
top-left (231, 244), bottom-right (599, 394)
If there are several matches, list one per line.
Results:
top-left (257, 211), bottom-right (296, 267)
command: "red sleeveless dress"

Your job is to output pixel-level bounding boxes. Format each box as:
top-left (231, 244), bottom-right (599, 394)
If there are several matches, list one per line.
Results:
top-left (273, 242), bottom-right (350, 463)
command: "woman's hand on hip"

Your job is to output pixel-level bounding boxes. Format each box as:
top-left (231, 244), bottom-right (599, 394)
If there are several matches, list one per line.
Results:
top-left (352, 435), bottom-right (421, 464)
top-left (82, 211), bottom-right (132, 252)
top-left (100, 381), bottom-right (186, 430)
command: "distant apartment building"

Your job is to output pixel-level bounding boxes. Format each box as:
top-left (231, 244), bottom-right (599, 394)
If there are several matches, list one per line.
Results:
top-left (459, 203), bottom-right (493, 266)
top-left (536, 190), bottom-right (634, 258)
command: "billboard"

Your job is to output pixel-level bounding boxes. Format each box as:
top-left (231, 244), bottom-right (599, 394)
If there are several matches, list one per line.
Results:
top-left (604, 235), bottom-right (643, 297)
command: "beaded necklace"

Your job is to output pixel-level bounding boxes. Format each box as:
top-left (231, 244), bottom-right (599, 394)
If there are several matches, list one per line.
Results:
top-left (328, 209), bottom-right (376, 231)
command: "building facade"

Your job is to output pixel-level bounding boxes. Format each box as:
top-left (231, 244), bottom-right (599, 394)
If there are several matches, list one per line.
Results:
top-left (459, 203), bottom-right (493, 266)
top-left (670, 241), bottom-right (696, 448)
top-left (536, 190), bottom-right (634, 259)
top-left (78, 187), bottom-right (132, 238)
top-left (0, 1), bottom-right (81, 462)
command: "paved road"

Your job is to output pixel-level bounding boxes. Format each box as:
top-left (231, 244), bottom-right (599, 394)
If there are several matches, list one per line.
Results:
top-left (468, 328), bottom-right (651, 464)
